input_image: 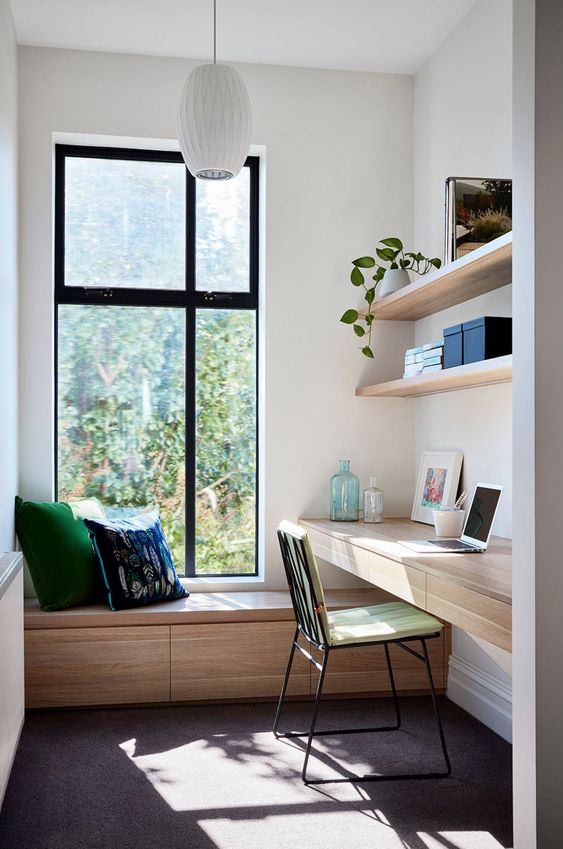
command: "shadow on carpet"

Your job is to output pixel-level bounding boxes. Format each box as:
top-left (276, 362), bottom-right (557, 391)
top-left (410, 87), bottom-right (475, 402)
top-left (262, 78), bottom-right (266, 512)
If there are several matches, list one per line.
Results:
top-left (0, 697), bottom-right (512, 849)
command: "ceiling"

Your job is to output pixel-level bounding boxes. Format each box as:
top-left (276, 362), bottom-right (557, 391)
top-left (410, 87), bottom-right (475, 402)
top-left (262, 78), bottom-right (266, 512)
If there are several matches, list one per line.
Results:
top-left (9, 0), bottom-right (478, 75)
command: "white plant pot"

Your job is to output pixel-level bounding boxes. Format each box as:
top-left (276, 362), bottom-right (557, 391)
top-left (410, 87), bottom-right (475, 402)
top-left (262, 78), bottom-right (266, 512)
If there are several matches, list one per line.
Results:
top-left (376, 268), bottom-right (410, 299)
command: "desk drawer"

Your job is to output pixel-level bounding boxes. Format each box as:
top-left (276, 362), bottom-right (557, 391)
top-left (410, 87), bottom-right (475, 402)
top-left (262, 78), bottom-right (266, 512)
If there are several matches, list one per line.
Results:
top-left (308, 530), bottom-right (426, 609)
top-left (426, 575), bottom-right (511, 652)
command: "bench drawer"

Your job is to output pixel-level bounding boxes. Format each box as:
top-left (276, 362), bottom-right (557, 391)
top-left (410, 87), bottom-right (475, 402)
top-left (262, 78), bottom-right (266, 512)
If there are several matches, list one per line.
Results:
top-left (25, 626), bottom-right (170, 708)
top-left (171, 621), bottom-right (310, 701)
top-left (311, 627), bottom-right (449, 695)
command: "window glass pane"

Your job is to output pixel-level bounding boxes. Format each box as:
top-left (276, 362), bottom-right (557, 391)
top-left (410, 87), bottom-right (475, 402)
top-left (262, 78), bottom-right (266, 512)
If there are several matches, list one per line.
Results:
top-left (57, 304), bottom-right (186, 567)
top-left (195, 309), bottom-right (256, 574)
top-left (196, 167), bottom-right (250, 293)
top-left (64, 157), bottom-right (186, 289)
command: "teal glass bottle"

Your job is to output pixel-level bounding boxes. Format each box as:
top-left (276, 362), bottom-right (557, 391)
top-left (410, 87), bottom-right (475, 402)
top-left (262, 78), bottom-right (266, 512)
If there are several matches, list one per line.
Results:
top-left (330, 460), bottom-right (360, 521)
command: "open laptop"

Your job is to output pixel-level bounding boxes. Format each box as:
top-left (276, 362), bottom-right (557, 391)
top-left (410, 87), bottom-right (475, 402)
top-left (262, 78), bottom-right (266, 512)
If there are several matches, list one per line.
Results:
top-left (402, 483), bottom-right (503, 554)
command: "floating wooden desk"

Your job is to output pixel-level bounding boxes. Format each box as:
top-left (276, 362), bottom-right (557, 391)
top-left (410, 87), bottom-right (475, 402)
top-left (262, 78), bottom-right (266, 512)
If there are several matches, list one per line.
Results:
top-left (299, 518), bottom-right (512, 653)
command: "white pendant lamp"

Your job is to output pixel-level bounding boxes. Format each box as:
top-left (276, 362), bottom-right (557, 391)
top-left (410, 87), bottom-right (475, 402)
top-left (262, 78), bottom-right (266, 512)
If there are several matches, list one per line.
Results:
top-left (177, 0), bottom-right (252, 180)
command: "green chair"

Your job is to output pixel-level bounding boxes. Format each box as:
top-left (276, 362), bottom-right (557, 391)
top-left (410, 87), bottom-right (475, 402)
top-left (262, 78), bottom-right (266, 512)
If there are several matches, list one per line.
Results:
top-left (273, 520), bottom-right (451, 784)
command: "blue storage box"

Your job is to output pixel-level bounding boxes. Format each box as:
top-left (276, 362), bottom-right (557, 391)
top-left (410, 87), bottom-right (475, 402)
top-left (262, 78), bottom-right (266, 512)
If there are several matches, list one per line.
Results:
top-left (462, 316), bottom-right (512, 364)
top-left (443, 323), bottom-right (463, 369)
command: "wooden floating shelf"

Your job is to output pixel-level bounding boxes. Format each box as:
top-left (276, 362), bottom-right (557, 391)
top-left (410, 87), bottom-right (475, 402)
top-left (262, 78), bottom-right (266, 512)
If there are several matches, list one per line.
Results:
top-left (356, 355), bottom-right (512, 398)
top-left (367, 232), bottom-right (512, 321)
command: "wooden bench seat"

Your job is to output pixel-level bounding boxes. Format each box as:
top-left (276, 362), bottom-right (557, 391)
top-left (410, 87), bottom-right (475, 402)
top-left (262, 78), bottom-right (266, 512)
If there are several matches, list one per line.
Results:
top-left (24, 589), bottom-right (450, 709)
top-left (24, 590), bottom-right (376, 628)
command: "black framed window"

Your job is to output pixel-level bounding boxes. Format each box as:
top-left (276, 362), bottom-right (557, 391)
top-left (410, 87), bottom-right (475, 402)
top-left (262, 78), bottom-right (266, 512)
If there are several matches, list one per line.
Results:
top-left (54, 144), bottom-right (259, 577)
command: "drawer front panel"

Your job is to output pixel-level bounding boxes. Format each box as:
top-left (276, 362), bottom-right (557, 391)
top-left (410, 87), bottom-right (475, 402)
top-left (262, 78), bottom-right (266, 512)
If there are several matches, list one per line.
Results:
top-left (171, 621), bottom-right (310, 701)
top-left (25, 626), bottom-right (170, 708)
top-left (311, 628), bottom-right (448, 695)
top-left (426, 576), bottom-right (511, 652)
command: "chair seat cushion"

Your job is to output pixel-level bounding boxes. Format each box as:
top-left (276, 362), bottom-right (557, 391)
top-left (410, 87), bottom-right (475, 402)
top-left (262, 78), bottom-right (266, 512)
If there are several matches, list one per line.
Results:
top-left (328, 601), bottom-right (443, 646)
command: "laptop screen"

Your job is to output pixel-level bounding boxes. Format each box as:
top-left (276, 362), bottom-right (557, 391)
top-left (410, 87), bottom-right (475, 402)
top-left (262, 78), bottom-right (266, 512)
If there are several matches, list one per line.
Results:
top-left (463, 485), bottom-right (502, 543)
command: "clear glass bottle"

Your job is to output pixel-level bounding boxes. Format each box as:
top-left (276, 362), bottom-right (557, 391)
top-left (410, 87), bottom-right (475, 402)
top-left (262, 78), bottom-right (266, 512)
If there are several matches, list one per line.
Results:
top-left (330, 460), bottom-right (360, 521)
top-left (364, 476), bottom-right (384, 523)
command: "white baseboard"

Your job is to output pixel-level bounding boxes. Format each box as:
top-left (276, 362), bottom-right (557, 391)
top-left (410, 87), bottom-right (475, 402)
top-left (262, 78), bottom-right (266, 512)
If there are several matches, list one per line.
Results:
top-left (447, 654), bottom-right (512, 742)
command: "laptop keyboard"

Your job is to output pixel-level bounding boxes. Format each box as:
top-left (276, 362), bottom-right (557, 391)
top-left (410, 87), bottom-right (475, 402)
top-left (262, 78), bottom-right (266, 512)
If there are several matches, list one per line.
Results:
top-left (429, 539), bottom-right (480, 551)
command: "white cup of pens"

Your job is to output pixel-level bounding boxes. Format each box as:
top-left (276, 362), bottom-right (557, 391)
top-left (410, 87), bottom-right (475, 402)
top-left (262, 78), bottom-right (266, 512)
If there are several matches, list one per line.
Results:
top-left (433, 490), bottom-right (468, 537)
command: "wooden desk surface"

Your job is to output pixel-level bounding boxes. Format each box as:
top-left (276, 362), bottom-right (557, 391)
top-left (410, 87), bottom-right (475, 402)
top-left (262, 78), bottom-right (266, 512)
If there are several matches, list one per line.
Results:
top-left (299, 517), bottom-right (512, 651)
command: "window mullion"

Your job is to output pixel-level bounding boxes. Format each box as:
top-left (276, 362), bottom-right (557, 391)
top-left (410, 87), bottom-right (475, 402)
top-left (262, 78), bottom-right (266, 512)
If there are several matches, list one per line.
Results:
top-left (184, 305), bottom-right (197, 577)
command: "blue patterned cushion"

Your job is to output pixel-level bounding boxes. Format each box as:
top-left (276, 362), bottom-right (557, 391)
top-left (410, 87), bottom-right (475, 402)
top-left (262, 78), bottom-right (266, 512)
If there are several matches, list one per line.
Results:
top-left (84, 511), bottom-right (188, 611)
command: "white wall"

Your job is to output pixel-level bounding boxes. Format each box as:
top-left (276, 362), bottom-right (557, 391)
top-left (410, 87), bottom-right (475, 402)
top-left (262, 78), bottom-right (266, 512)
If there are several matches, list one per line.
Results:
top-left (414, 0), bottom-right (513, 261)
top-left (414, 0), bottom-right (513, 536)
top-left (0, 560), bottom-right (24, 808)
top-left (512, 1), bottom-right (563, 841)
top-left (512, 0), bottom-right (535, 841)
top-left (0, 0), bottom-right (18, 553)
top-left (524, 0), bottom-right (563, 842)
top-left (414, 289), bottom-right (513, 539)
top-left (414, 0), bottom-right (513, 740)
top-left (17, 46), bottom-right (415, 590)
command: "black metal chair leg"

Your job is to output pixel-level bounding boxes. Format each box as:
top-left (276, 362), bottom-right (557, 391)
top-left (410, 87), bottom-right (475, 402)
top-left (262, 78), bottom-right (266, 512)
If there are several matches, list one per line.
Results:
top-left (421, 638), bottom-right (452, 776)
top-left (302, 650), bottom-right (329, 783)
top-left (384, 643), bottom-right (401, 729)
top-left (273, 632), bottom-right (451, 783)
top-left (273, 627), bottom-right (299, 738)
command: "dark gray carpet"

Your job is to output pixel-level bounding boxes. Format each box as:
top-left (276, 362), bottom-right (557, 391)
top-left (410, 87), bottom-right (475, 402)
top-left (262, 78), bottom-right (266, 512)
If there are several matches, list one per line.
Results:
top-left (0, 697), bottom-right (512, 849)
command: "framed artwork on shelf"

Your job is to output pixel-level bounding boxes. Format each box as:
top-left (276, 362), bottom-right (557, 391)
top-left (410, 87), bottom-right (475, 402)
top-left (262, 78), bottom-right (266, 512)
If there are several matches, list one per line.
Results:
top-left (411, 450), bottom-right (464, 525)
top-left (445, 177), bottom-right (512, 263)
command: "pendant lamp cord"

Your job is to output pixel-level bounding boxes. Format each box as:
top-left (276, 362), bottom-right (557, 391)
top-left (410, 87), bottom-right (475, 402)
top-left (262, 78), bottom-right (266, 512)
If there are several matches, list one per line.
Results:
top-left (213, 0), bottom-right (217, 64)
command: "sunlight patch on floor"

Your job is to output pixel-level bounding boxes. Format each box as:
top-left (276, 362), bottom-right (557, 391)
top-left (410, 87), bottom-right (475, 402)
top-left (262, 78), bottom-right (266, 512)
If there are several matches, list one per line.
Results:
top-left (199, 810), bottom-right (408, 849)
top-left (418, 831), bottom-right (510, 849)
top-left (118, 732), bottom-right (372, 811)
top-left (117, 735), bottom-right (511, 849)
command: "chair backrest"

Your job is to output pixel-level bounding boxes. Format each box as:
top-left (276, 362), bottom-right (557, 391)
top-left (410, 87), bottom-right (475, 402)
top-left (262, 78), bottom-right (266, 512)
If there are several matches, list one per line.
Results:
top-left (277, 521), bottom-right (329, 647)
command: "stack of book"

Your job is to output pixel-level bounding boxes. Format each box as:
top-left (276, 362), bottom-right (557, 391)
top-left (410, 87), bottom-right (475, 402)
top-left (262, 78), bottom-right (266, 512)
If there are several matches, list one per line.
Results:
top-left (403, 339), bottom-right (444, 378)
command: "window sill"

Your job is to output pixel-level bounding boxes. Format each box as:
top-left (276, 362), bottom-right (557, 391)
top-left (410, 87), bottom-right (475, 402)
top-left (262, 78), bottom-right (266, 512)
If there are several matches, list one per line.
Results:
top-left (181, 574), bottom-right (265, 592)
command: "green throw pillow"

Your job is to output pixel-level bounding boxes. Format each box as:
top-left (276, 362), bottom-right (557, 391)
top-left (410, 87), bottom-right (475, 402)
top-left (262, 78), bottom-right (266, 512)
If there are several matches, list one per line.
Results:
top-left (15, 496), bottom-right (106, 611)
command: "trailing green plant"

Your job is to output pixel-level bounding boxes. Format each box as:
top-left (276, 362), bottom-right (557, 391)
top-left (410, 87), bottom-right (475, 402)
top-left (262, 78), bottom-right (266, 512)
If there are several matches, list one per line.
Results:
top-left (340, 237), bottom-right (442, 358)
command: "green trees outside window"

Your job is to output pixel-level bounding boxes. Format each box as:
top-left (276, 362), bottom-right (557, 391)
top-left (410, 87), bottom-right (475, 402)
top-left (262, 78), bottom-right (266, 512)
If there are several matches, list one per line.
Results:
top-left (55, 146), bottom-right (259, 577)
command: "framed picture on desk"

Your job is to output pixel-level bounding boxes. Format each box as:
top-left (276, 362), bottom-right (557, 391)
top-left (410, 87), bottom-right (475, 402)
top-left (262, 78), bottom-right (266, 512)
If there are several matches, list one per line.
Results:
top-left (411, 450), bottom-right (463, 524)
